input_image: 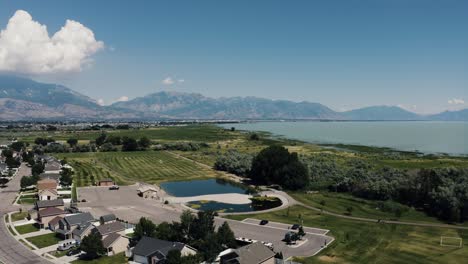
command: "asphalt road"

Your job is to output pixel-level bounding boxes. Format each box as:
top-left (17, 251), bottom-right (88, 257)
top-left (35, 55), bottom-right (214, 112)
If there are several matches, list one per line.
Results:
top-left (78, 185), bottom-right (334, 258)
top-left (0, 164), bottom-right (52, 264)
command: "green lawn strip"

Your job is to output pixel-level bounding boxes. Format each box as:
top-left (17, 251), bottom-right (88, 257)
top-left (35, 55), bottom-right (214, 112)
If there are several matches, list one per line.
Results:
top-left (290, 192), bottom-right (444, 224)
top-left (226, 205), bottom-right (468, 264)
top-left (18, 195), bottom-right (38, 204)
top-left (15, 223), bottom-right (39, 234)
top-left (19, 239), bottom-right (35, 250)
top-left (11, 211), bottom-right (28, 222)
top-left (26, 233), bottom-right (62, 248)
top-left (8, 225), bottom-right (15, 235)
top-left (71, 252), bottom-right (126, 264)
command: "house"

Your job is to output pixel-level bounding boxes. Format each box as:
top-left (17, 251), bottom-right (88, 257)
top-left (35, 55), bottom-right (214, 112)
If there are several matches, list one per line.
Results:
top-left (44, 160), bottom-right (62, 174)
top-left (39, 173), bottom-right (61, 183)
top-left (56, 212), bottom-right (95, 239)
top-left (48, 216), bottom-right (63, 231)
top-left (94, 221), bottom-right (126, 238)
top-left (72, 222), bottom-right (95, 243)
top-left (98, 178), bottom-right (114, 186)
top-left (38, 189), bottom-right (58, 201)
top-left (100, 214), bottom-right (117, 225)
top-left (35, 199), bottom-right (65, 211)
top-left (102, 233), bottom-right (130, 256)
top-left (132, 236), bottom-right (197, 264)
top-left (218, 242), bottom-right (276, 264)
top-left (37, 207), bottom-right (66, 228)
top-left (137, 185), bottom-right (159, 199)
top-left (37, 179), bottom-right (58, 192)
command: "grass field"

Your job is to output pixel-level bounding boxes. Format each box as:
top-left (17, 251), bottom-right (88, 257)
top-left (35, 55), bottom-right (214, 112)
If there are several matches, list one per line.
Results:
top-left (26, 233), bottom-right (61, 248)
top-left (227, 205), bottom-right (468, 264)
top-left (11, 211), bottom-right (28, 222)
top-left (17, 195), bottom-right (37, 205)
top-left (58, 151), bottom-right (223, 187)
top-left (15, 224), bottom-right (39, 235)
top-left (72, 253), bottom-right (126, 264)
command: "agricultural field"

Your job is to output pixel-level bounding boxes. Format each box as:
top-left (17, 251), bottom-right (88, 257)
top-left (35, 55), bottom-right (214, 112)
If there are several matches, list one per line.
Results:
top-left (227, 205), bottom-right (468, 264)
top-left (58, 150), bottom-right (223, 187)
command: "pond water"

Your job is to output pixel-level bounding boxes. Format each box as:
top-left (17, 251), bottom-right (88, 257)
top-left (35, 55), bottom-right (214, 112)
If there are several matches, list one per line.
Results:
top-left (187, 200), bottom-right (255, 213)
top-left (160, 179), bottom-right (248, 197)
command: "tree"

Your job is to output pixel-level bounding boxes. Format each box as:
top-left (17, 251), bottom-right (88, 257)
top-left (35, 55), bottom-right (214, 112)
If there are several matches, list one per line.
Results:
top-left (31, 162), bottom-right (44, 176)
top-left (95, 133), bottom-right (107, 146)
top-left (35, 137), bottom-right (54, 146)
top-left (217, 222), bottom-right (236, 248)
top-left (191, 211), bottom-right (216, 240)
top-left (80, 232), bottom-right (106, 259)
top-left (60, 168), bottom-right (73, 186)
top-left (100, 143), bottom-right (117, 152)
top-left (0, 178), bottom-right (9, 187)
top-left (122, 137), bottom-right (138, 151)
top-left (250, 145), bottom-right (308, 190)
top-left (214, 150), bottom-right (252, 177)
top-left (249, 133), bottom-right (260, 141)
top-left (138, 137), bottom-right (151, 149)
top-left (106, 136), bottom-right (121, 145)
top-left (180, 210), bottom-right (195, 241)
top-left (346, 206), bottom-right (354, 215)
top-left (166, 249), bottom-right (182, 264)
top-left (134, 217), bottom-right (157, 241)
top-left (298, 226), bottom-right (305, 238)
top-left (10, 141), bottom-right (26, 152)
top-left (21, 176), bottom-right (34, 189)
top-left (67, 138), bottom-right (78, 147)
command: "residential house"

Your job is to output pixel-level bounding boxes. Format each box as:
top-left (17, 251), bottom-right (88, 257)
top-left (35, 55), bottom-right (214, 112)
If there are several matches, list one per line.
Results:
top-left (137, 185), bottom-right (159, 199)
top-left (37, 179), bottom-right (58, 201)
top-left (37, 207), bottom-right (66, 228)
top-left (132, 236), bottom-right (197, 264)
top-left (100, 214), bottom-right (117, 225)
top-left (102, 232), bottom-right (130, 256)
top-left (43, 158), bottom-right (62, 174)
top-left (38, 189), bottom-right (58, 201)
top-left (72, 222), bottom-right (95, 243)
top-left (218, 242), bottom-right (276, 264)
top-left (39, 173), bottom-right (61, 183)
top-left (48, 216), bottom-right (63, 231)
top-left (35, 199), bottom-right (65, 211)
top-left (98, 178), bottom-right (114, 186)
top-left (94, 221), bottom-right (126, 239)
top-left (56, 212), bottom-right (95, 239)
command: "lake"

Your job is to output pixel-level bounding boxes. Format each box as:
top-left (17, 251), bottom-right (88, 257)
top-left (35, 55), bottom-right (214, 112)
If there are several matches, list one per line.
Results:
top-left (160, 179), bottom-right (248, 197)
top-left (221, 121), bottom-right (468, 155)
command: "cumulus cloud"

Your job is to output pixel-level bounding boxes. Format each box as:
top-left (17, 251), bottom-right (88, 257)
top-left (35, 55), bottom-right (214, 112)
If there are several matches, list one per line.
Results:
top-left (162, 77), bottom-right (174, 85)
top-left (0, 10), bottom-right (104, 75)
top-left (448, 98), bottom-right (465, 105)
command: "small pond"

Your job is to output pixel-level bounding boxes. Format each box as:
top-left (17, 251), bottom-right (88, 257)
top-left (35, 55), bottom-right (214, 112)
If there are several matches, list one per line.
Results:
top-left (187, 201), bottom-right (255, 213)
top-left (160, 178), bottom-right (249, 197)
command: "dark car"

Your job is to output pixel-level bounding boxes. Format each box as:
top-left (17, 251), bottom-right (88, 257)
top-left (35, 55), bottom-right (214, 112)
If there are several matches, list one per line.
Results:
top-left (291, 224), bottom-right (300, 230)
top-left (66, 248), bottom-right (81, 256)
top-left (109, 185), bottom-right (120, 190)
top-left (260, 220), bottom-right (269, 225)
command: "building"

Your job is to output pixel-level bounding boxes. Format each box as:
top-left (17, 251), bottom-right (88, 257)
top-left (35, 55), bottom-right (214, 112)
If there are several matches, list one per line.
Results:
top-left (72, 222), bottom-right (95, 243)
top-left (218, 242), bottom-right (276, 264)
top-left (94, 221), bottom-right (126, 239)
top-left (100, 214), bottom-right (117, 225)
top-left (48, 216), bottom-right (63, 231)
top-left (98, 178), bottom-right (114, 186)
top-left (56, 212), bottom-right (95, 239)
top-left (102, 233), bottom-right (130, 256)
top-left (44, 160), bottom-right (62, 174)
top-left (37, 207), bottom-right (66, 228)
top-left (132, 236), bottom-right (197, 264)
top-left (35, 199), bottom-right (65, 210)
top-left (38, 189), bottom-right (58, 201)
top-left (39, 173), bottom-right (61, 182)
top-left (137, 185), bottom-right (159, 199)
top-left (37, 179), bottom-right (58, 192)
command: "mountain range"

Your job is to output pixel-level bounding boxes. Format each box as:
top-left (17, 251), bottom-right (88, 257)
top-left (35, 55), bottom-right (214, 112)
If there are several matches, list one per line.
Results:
top-left (0, 75), bottom-right (466, 121)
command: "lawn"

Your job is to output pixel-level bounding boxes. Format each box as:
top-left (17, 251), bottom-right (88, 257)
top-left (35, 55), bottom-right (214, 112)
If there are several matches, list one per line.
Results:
top-left (72, 253), bottom-right (126, 264)
top-left (15, 224), bottom-right (39, 234)
top-left (290, 192), bottom-right (447, 225)
top-left (59, 151), bottom-right (223, 187)
top-left (26, 233), bottom-right (62, 248)
top-left (11, 211), bottom-right (28, 222)
top-left (226, 205), bottom-right (468, 264)
top-left (17, 195), bottom-right (37, 205)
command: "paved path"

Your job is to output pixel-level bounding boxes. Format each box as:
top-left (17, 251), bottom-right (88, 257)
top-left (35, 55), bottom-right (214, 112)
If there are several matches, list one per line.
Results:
top-left (0, 163), bottom-right (53, 264)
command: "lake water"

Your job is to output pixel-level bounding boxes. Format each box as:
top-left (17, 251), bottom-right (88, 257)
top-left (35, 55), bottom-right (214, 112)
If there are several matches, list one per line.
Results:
top-left (187, 200), bottom-right (254, 213)
top-left (160, 179), bottom-right (247, 197)
top-left (221, 121), bottom-right (468, 155)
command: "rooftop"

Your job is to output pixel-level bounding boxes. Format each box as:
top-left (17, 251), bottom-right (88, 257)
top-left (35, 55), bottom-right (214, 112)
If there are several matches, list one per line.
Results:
top-left (133, 236), bottom-right (188, 258)
top-left (95, 221), bottom-right (125, 236)
top-left (36, 199), bottom-right (64, 209)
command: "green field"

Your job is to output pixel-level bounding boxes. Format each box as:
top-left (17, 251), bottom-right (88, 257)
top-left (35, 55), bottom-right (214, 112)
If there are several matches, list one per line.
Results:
top-left (72, 253), bottom-right (126, 264)
top-left (11, 211), bottom-right (28, 222)
top-left (227, 205), bottom-right (468, 264)
top-left (15, 224), bottom-right (39, 235)
top-left (26, 233), bottom-right (62, 248)
top-left (58, 151), bottom-right (223, 187)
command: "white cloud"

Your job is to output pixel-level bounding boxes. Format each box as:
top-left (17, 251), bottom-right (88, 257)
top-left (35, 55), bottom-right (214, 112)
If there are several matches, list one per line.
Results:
top-left (115, 96), bottom-right (129, 102)
top-left (97, 99), bottom-right (105, 106)
top-left (448, 98), bottom-right (465, 105)
top-left (0, 10), bottom-right (104, 75)
top-left (162, 77), bottom-right (174, 85)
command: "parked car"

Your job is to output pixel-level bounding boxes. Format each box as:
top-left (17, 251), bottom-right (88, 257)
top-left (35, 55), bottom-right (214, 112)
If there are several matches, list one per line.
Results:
top-left (66, 248), bottom-right (81, 256)
top-left (109, 185), bottom-right (120, 190)
top-left (58, 239), bottom-right (77, 251)
top-left (291, 224), bottom-right (300, 230)
top-left (260, 220), bottom-right (269, 225)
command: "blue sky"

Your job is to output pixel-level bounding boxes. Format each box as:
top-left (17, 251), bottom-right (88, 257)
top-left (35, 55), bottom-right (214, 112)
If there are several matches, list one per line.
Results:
top-left (0, 0), bottom-right (466, 114)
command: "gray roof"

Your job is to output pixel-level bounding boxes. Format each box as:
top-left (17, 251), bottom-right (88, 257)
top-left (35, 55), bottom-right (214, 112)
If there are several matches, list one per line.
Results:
top-left (102, 232), bottom-right (121, 248)
top-left (133, 236), bottom-right (186, 258)
top-left (72, 222), bottom-right (93, 237)
top-left (232, 242), bottom-right (275, 264)
top-left (100, 214), bottom-right (116, 223)
top-left (44, 162), bottom-right (61, 171)
top-left (36, 199), bottom-right (64, 209)
top-left (64, 212), bottom-right (95, 226)
top-left (39, 173), bottom-right (60, 181)
top-left (95, 221), bottom-right (125, 236)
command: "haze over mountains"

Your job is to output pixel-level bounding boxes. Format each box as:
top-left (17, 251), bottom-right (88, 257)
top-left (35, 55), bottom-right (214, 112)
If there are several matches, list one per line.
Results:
top-left (0, 75), bottom-right (466, 121)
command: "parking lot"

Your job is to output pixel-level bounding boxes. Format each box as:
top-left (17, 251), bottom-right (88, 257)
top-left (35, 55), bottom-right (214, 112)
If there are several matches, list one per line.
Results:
top-left (77, 186), bottom-right (334, 258)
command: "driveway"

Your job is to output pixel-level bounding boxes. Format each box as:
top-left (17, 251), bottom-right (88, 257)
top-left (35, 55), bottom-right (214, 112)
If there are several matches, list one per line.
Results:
top-left (78, 185), bottom-right (334, 258)
top-left (0, 163), bottom-right (53, 264)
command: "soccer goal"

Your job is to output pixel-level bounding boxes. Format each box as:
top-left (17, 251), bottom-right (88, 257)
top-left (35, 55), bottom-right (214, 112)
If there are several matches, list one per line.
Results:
top-left (440, 236), bottom-right (463, 248)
